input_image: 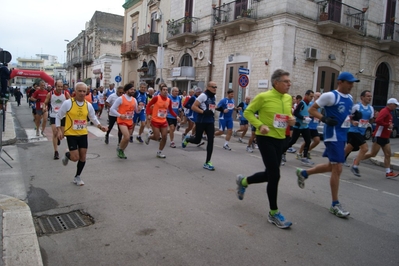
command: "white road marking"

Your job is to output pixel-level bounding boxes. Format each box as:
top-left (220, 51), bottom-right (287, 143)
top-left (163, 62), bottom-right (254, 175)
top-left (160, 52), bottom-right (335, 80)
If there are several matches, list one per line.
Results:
top-left (382, 191), bottom-right (399, 198)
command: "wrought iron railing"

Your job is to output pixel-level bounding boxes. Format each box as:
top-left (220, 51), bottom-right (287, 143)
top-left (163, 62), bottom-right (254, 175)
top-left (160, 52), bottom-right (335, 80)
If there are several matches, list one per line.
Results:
top-left (166, 16), bottom-right (199, 38)
top-left (378, 22), bottom-right (399, 41)
top-left (317, 0), bottom-right (365, 31)
top-left (137, 32), bottom-right (159, 48)
top-left (212, 0), bottom-right (257, 26)
top-left (121, 41), bottom-right (138, 54)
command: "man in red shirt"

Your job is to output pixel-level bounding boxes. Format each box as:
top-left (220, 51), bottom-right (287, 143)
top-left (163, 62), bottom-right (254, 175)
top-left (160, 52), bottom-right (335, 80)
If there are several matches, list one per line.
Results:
top-left (362, 98), bottom-right (399, 178)
top-left (30, 80), bottom-right (49, 136)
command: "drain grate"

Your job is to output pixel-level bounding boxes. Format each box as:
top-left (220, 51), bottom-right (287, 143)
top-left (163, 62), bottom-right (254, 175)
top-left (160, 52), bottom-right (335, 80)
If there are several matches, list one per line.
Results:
top-left (34, 210), bottom-right (94, 235)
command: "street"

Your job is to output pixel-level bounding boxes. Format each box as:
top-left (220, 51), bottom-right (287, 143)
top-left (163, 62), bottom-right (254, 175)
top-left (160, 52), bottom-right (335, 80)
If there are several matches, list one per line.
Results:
top-left (2, 99), bottom-right (399, 266)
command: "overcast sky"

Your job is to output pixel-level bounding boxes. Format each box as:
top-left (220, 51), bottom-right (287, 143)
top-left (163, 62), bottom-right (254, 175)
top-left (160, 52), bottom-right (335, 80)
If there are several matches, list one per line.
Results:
top-left (1, 0), bottom-right (125, 64)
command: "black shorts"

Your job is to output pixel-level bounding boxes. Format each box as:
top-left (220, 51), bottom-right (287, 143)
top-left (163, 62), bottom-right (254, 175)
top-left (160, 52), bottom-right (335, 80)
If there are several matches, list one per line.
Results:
top-left (65, 135), bottom-right (88, 151)
top-left (240, 120), bottom-right (249, 126)
top-left (32, 108), bottom-right (36, 115)
top-left (50, 117), bottom-right (65, 126)
top-left (167, 118), bottom-right (177, 127)
top-left (372, 136), bottom-right (390, 147)
top-left (309, 129), bottom-right (319, 138)
top-left (36, 109), bottom-right (45, 116)
top-left (347, 132), bottom-right (366, 151)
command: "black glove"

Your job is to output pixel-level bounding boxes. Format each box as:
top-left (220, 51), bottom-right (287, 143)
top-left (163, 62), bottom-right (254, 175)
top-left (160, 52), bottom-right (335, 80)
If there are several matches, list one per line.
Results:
top-left (203, 109), bottom-right (214, 116)
top-left (321, 116), bottom-right (338, 126)
top-left (215, 106), bottom-right (224, 112)
top-left (352, 110), bottom-right (362, 121)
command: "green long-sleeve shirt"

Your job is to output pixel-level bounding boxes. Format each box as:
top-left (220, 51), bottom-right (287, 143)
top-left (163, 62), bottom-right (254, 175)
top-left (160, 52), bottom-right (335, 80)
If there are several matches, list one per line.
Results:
top-left (244, 88), bottom-right (292, 139)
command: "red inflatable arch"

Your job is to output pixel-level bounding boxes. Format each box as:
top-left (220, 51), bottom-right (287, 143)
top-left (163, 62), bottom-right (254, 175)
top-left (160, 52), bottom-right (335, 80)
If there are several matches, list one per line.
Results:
top-left (10, 69), bottom-right (54, 86)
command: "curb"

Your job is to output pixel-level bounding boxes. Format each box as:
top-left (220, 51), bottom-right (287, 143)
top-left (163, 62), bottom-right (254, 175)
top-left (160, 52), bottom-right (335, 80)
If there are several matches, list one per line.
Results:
top-left (0, 195), bottom-right (43, 266)
top-left (1, 102), bottom-right (17, 146)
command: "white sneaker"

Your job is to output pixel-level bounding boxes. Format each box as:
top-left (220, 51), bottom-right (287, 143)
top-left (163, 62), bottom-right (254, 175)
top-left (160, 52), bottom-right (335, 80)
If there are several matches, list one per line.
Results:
top-left (287, 147), bottom-right (296, 153)
top-left (144, 132), bottom-right (150, 145)
top-left (238, 137), bottom-right (243, 143)
top-left (246, 146), bottom-right (253, 153)
top-left (157, 152), bottom-right (166, 158)
top-left (223, 144), bottom-right (231, 151)
top-left (73, 176), bottom-right (84, 186)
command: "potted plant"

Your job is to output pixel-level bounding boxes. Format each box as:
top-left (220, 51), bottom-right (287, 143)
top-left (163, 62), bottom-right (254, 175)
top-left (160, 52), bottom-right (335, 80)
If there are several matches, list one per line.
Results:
top-left (319, 1), bottom-right (329, 21)
top-left (167, 19), bottom-right (181, 35)
top-left (242, 8), bottom-right (252, 17)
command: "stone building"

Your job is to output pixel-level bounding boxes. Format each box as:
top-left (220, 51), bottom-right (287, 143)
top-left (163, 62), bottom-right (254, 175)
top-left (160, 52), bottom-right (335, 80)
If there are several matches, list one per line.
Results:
top-left (65, 11), bottom-right (124, 89)
top-left (121, 0), bottom-right (398, 105)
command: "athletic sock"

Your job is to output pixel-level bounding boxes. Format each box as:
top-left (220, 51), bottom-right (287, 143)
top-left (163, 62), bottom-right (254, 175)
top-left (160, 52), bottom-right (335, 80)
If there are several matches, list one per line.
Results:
top-left (332, 200), bottom-right (339, 207)
top-left (301, 170), bottom-right (308, 178)
top-left (241, 177), bottom-right (248, 187)
top-left (66, 152), bottom-right (71, 160)
top-left (270, 209), bottom-right (279, 216)
top-left (386, 168), bottom-right (391, 173)
top-left (76, 160), bottom-right (86, 176)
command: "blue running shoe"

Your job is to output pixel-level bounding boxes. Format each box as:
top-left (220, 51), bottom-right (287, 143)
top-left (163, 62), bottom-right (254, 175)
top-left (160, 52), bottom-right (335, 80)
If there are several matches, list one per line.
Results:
top-left (182, 134), bottom-right (190, 148)
top-left (203, 161), bottom-right (215, 171)
top-left (267, 212), bottom-right (292, 229)
top-left (236, 175), bottom-right (247, 200)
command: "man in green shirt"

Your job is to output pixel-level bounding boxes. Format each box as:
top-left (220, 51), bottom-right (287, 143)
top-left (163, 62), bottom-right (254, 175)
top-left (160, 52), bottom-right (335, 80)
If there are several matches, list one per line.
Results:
top-left (235, 69), bottom-right (296, 229)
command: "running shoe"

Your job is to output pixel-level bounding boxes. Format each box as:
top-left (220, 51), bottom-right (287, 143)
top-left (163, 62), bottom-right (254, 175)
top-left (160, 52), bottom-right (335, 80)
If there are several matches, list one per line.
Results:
top-left (246, 146), bottom-right (253, 153)
top-left (223, 144), bottom-right (231, 151)
top-left (176, 124), bottom-right (180, 131)
top-left (170, 142), bottom-right (176, 148)
top-left (301, 158), bottom-right (314, 167)
top-left (233, 130), bottom-right (237, 137)
top-left (129, 136), bottom-right (133, 143)
top-left (267, 212), bottom-right (292, 229)
top-left (202, 135), bottom-right (208, 141)
top-left (296, 153), bottom-right (302, 160)
top-left (157, 152), bottom-right (166, 158)
top-left (281, 154), bottom-right (286, 162)
top-left (307, 152), bottom-right (312, 159)
top-left (36, 130), bottom-right (40, 136)
top-left (203, 161), bottom-right (215, 171)
top-left (182, 135), bottom-right (189, 148)
top-left (41, 130), bottom-right (46, 137)
top-left (329, 204), bottom-right (350, 218)
top-left (181, 133), bottom-right (186, 141)
top-left (136, 136), bottom-right (143, 143)
top-left (73, 176), bottom-right (85, 186)
top-left (386, 171), bottom-right (399, 179)
top-left (117, 149), bottom-right (127, 159)
top-left (351, 166), bottom-right (361, 177)
top-left (236, 175), bottom-right (247, 200)
top-left (54, 151), bottom-right (59, 160)
top-left (104, 135), bottom-right (109, 144)
top-left (296, 168), bottom-right (306, 189)
top-left (287, 147), bottom-right (296, 153)
top-left (144, 132), bottom-right (150, 145)
top-left (238, 137), bottom-right (243, 143)
top-left (62, 154), bottom-right (69, 166)
top-left (343, 160), bottom-right (350, 167)
top-left (197, 141), bottom-right (205, 147)
top-left (253, 144), bottom-right (258, 149)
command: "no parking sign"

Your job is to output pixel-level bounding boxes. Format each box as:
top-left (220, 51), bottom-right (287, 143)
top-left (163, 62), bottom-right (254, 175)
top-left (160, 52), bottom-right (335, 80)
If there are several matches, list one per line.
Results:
top-left (238, 74), bottom-right (249, 87)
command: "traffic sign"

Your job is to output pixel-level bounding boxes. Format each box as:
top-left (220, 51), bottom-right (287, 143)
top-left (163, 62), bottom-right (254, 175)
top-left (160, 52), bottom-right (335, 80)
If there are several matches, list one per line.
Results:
top-left (0, 51), bottom-right (12, 64)
top-left (238, 67), bottom-right (250, 75)
top-left (238, 74), bottom-right (249, 87)
top-left (115, 76), bottom-right (122, 83)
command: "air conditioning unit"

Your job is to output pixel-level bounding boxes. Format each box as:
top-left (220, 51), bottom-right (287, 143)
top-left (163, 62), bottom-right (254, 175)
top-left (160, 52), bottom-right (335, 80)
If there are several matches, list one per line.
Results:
top-left (154, 13), bottom-right (162, 21)
top-left (305, 47), bottom-right (318, 61)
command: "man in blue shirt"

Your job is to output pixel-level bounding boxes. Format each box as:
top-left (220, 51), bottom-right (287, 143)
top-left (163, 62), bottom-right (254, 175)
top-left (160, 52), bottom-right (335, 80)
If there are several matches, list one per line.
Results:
top-left (214, 89), bottom-right (236, 150)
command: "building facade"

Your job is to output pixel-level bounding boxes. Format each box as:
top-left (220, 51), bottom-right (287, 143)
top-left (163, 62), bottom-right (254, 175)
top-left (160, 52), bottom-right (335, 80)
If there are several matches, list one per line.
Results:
top-left (65, 11), bottom-right (124, 89)
top-left (122, 0), bottom-right (398, 105)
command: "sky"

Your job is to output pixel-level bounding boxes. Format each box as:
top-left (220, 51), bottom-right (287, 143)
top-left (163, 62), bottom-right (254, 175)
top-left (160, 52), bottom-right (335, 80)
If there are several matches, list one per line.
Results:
top-left (1, 0), bottom-right (125, 64)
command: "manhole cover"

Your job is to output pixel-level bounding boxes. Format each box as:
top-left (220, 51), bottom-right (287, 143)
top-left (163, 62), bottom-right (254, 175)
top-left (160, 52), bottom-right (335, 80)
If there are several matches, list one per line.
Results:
top-left (34, 210), bottom-right (94, 236)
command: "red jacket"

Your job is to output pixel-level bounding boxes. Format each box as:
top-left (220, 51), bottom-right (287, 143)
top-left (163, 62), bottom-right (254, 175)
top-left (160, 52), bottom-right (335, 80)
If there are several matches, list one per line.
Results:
top-left (373, 106), bottom-right (392, 138)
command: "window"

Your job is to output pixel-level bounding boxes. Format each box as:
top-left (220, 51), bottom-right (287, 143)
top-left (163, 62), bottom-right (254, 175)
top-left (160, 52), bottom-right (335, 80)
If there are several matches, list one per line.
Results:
top-left (150, 12), bottom-right (157, 32)
top-left (132, 22), bottom-right (137, 41)
top-left (179, 53), bottom-right (193, 67)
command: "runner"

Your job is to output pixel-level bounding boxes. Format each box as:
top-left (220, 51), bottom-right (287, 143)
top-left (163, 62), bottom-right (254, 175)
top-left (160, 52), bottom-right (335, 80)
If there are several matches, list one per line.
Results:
top-left (30, 80), bottom-right (49, 136)
top-left (167, 87), bottom-right (182, 148)
top-left (132, 82), bottom-right (148, 143)
top-left (56, 82), bottom-right (107, 186)
top-left (235, 96), bottom-right (251, 143)
top-left (43, 80), bottom-right (70, 159)
top-left (104, 86), bottom-right (124, 145)
top-left (97, 86), bottom-right (106, 118)
top-left (145, 83), bottom-right (180, 158)
top-left (214, 89), bottom-right (236, 151)
top-left (110, 83), bottom-right (139, 159)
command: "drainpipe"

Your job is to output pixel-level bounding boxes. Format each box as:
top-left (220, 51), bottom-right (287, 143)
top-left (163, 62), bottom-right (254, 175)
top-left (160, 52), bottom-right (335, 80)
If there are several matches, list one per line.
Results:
top-left (208, 29), bottom-right (216, 82)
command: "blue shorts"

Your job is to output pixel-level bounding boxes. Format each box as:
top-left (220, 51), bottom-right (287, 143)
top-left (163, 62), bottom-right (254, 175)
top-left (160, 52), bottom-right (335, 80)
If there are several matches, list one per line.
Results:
top-left (133, 111), bottom-right (146, 123)
top-left (323, 141), bottom-right (346, 163)
top-left (240, 120), bottom-right (249, 126)
top-left (218, 119), bottom-right (233, 131)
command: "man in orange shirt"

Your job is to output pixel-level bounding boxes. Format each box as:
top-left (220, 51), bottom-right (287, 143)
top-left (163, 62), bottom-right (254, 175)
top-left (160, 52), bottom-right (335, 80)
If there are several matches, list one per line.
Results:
top-left (110, 83), bottom-right (138, 159)
top-left (145, 83), bottom-right (180, 158)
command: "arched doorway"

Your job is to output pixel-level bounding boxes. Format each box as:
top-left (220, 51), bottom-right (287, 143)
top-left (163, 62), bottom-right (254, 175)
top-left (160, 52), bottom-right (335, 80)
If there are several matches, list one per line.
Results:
top-left (372, 63), bottom-right (390, 106)
top-left (176, 53), bottom-right (193, 94)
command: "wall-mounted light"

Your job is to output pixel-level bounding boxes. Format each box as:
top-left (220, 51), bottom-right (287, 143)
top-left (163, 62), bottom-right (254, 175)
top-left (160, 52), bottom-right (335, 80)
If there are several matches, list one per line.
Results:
top-left (265, 59), bottom-right (269, 65)
top-left (359, 69), bottom-right (364, 73)
top-left (328, 54), bottom-right (336, 60)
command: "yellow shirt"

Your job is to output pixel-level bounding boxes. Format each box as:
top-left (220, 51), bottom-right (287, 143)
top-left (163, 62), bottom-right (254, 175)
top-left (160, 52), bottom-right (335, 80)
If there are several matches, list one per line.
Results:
top-left (64, 99), bottom-right (89, 136)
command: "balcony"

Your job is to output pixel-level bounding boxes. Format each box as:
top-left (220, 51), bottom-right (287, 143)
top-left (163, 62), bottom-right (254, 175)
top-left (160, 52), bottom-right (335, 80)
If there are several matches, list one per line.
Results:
top-left (212, 0), bottom-right (257, 36)
top-left (168, 66), bottom-right (196, 81)
top-left (83, 53), bottom-right (93, 64)
top-left (121, 40), bottom-right (139, 59)
top-left (166, 16), bottom-right (199, 44)
top-left (378, 22), bottom-right (399, 52)
top-left (137, 32), bottom-right (159, 53)
top-left (71, 57), bottom-right (82, 68)
top-left (317, 0), bottom-right (365, 36)
top-left (16, 65), bottom-right (42, 70)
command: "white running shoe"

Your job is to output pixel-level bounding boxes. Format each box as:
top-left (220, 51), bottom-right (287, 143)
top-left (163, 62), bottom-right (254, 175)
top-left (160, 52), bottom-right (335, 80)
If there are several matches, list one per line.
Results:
top-left (73, 176), bottom-right (84, 186)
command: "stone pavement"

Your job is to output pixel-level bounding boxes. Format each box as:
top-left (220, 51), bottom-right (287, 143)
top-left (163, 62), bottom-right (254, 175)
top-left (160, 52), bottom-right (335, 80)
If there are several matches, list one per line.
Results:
top-left (1, 100), bottom-right (399, 266)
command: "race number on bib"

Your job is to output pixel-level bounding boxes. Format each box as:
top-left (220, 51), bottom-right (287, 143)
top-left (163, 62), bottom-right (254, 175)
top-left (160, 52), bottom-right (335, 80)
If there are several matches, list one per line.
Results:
top-left (209, 104), bottom-right (216, 112)
top-left (125, 111), bottom-right (134, 119)
top-left (273, 114), bottom-right (289, 128)
top-left (73, 120), bottom-right (87, 130)
top-left (341, 115), bottom-right (351, 128)
top-left (358, 119), bottom-right (368, 128)
top-left (227, 103), bottom-right (234, 110)
top-left (172, 102), bottom-right (179, 109)
top-left (158, 109), bottom-right (167, 118)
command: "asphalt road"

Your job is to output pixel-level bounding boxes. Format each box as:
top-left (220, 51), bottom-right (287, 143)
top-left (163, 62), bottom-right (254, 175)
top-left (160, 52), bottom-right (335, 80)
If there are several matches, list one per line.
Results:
top-left (3, 100), bottom-right (399, 266)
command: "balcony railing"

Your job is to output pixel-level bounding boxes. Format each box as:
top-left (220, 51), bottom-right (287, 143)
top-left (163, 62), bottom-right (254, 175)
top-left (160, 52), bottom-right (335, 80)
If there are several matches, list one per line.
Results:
top-left (16, 65), bottom-right (42, 70)
top-left (212, 0), bottom-right (257, 27)
top-left (83, 53), bottom-right (93, 63)
top-left (166, 16), bottom-right (199, 39)
top-left (121, 40), bottom-right (138, 54)
top-left (137, 32), bottom-right (159, 51)
top-left (317, 0), bottom-right (365, 33)
top-left (378, 22), bottom-right (399, 42)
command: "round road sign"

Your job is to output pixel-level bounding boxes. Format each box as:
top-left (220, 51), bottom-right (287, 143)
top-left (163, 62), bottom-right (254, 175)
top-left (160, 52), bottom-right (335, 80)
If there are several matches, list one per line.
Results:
top-left (238, 74), bottom-right (249, 87)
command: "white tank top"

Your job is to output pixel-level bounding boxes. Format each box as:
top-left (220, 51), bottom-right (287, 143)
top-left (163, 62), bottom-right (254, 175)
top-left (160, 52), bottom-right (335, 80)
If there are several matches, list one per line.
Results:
top-left (50, 91), bottom-right (67, 118)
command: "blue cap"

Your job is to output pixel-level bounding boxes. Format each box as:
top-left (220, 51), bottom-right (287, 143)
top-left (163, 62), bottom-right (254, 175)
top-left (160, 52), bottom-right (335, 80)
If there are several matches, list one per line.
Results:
top-left (337, 72), bottom-right (360, 82)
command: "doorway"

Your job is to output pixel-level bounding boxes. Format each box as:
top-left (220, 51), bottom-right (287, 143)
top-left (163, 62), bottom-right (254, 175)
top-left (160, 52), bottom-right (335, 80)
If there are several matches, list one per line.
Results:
top-left (317, 67), bottom-right (339, 93)
top-left (225, 62), bottom-right (248, 109)
top-left (372, 63), bottom-right (390, 106)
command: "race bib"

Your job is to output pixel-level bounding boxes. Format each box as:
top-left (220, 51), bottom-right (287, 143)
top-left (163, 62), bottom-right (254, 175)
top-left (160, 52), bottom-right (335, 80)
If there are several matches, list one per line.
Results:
top-left (303, 116), bottom-right (311, 124)
top-left (73, 120), bottom-right (87, 130)
top-left (358, 119), bottom-right (368, 128)
top-left (273, 114), bottom-right (289, 128)
top-left (172, 102), bottom-right (179, 109)
top-left (341, 115), bottom-right (351, 128)
top-left (158, 109), bottom-right (167, 118)
top-left (209, 104), bottom-right (216, 111)
top-left (313, 117), bottom-right (319, 123)
top-left (54, 106), bottom-right (60, 113)
top-left (227, 103), bottom-right (234, 110)
top-left (125, 111), bottom-right (133, 119)
top-left (93, 98), bottom-right (98, 104)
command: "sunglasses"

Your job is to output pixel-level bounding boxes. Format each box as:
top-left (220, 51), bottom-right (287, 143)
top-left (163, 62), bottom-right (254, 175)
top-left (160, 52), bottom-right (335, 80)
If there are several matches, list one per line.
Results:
top-left (210, 86), bottom-right (217, 89)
